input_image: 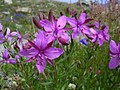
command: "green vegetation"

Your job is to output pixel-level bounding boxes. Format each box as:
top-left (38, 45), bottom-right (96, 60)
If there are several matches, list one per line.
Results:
top-left (0, 0), bottom-right (120, 90)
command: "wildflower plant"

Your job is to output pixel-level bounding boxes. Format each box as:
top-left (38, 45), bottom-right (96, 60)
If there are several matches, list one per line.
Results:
top-left (1, 7), bottom-right (119, 89)
top-left (109, 40), bottom-right (120, 69)
top-left (19, 30), bottom-right (64, 73)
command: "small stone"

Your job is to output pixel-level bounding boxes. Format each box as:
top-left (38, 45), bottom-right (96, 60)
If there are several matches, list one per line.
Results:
top-left (68, 83), bottom-right (76, 90)
top-left (16, 7), bottom-right (31, 13)
top-left (2, 11), bottom-right (10, 15)
top-left (0, 44), bottom-right (5, 59)
top-left (12, 81), bottom-right (18, 87)
top-left (0, 71), bottom-right (5, 77)
top-left (4, 0), bottom-right (13, 4)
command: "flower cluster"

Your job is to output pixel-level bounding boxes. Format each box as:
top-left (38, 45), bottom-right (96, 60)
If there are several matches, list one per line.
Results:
top-left (0, 9), bottom-right (114, 74)
top-left (0, 24), bottom-right (22, 64)
top-left (33, 10), bottom-right (110, 46)
top-left (19, 30), bottom-right (64, 73)
top-left (109, 40), bottom-right (120, 69)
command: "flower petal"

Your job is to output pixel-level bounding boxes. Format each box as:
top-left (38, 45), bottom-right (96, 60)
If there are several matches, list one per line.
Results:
top-left (36, 30), bottom-right (47, 50)
top-left (90, 28), bottom-right (98, 34)
top-left (110, 40), bottom-right (118, 54)
top-left (98, 38), bottom-right (104, 46)
top-left (67, 17), bottom-right (77, 27)
top-left (0, 32), bottom-right (5, 43)
top-left (105, 34), bottom-right (110, 41)
top-left (36, 57), bottom-right (46, 73)
top-left (44, 48), bottom-right (64, 60)
top-left (57, 15), bottom-right (66, 29)
top-left (109, 56), bottom-right (119, 69)
top-left (98, 33), bottom-right (104, 46)
top-left (91, 35), bottom-right (97, 43)
top-left (80, 25), bottom-right (90, 35)
top-left (94, 21), bottom-right (100, 28)
top-left (2, 49), bottom-right (9, 60)
top-left (78, 12), bottom-right (87, 24)
top-left (103, 25), bottom-right (108, 33)
top-left (10, 32), bottom-right (17, 36)
top-left (7, 37), bottom-right (13, 41)
top-left (40, 20), bottom-right (53, 32)
top-left (118, 41), bottom-right (120, 52)
top-left (8, 59), bottom-right (16, 64)
top-left (58, 31), bottom-right (69, 45)
top-left (19, 48), bottom-right (39, 59)
top-left (72, 28), bottom-right (80, 39)
top-left (0, 23), bottom-right (3, 30)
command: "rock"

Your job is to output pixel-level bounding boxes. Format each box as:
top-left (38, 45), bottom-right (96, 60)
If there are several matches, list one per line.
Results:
top-left (2, 11), bottom-right (10, 15)
top-left (0, 44), bottom-right (4, 59)
top-left (0, 71), bottom-right (5, 77)
top-left (16, 7), bottom-right (31, 13)
top-left (68, 83), bottom-right (76, 90)
top-left (4, 0), bottom-right (13, 4)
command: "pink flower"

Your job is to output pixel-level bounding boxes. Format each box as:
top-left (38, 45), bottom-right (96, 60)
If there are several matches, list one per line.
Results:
top-left (0, 49), bottom-right (16, 64)
top-left (40, 15), bottom-right (69, 45)
top-left (19, 30), bottom-right (64, 73)
top-left (109, 40), bottom-right (120, 69)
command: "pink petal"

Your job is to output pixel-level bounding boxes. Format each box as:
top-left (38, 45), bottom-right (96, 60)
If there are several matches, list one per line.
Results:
top-left (90, 28), bottom-right (98, 34)
top-left (91, 35), bottom-right (97, 43)
top-left (98, 33), bottom-right (104, 39)
top-left (118, 41), bottom-right (120, 52)
top-left (0, 32), bottom-right (5, 43)
top-left (46, 34), bottom-right (55, 44)
top-left (44, 48), bottom-right (64, 60)
top-left (7, 37), bottom-right (13, 41)
top-left (81, 25), bottom-right (90, 35)
top-left (2, 49), bottom-right (9, 59)
top-left (36, 30), bottom-right (47, 50)
top-left (110, 40), bottom-right (118, 54)
top-left (40, 20), bottom-right (53, 32)
top-left (58, 32), bottom-right (69, 45)
top-left (8, 59), bottom-right (16, 64)
top-left (109, 56), bottom-right (119, 69)
top-left (105, 34), bottom-right (110, 41)
top-left (19, 48), bottom-right (39, 59)
top-left (36, 57), bottom-right (46, 73)
top-left (78, 12), bottom-right (87, 24)
top-left (15, 55), bottom-right (20, 59)
top-left (103, 25), bottom-right (109, 33)
top-left (98, 32), bottom-right (104, 46)
top-left (0, 23), bottom-right (3, 30)
top-left (67, 17), bottom-right (77, 27)
top-left (44, 41), bottom-right (53, 50)
top-left (98, 37), bottom-right (104, 46)
top-left (10, 32), bottom-right (17, 36)
top-left (94, 21), bottom-right (100, 28)
top-left (57, 15), bottom-right (66, 29)
top-left (72, 28), bottom-right (80, 39)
